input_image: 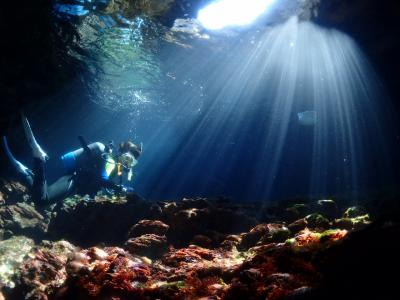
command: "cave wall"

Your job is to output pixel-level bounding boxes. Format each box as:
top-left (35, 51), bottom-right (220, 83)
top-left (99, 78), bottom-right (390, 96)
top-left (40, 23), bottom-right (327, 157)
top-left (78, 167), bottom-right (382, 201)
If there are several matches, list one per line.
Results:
top-left (315, 0), bottom-right (400, 110)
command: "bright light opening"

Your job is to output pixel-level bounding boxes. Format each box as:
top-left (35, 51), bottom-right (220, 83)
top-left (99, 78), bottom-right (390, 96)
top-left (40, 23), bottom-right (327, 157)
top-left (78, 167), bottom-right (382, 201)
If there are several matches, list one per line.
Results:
top-left (197, 0), bottom-right (275, 30)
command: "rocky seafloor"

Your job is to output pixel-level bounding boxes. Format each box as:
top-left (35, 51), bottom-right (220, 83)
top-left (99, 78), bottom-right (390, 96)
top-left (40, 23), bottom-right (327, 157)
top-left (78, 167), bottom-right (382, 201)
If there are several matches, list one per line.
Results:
top-left (0, 178), bottom-right (399, 300)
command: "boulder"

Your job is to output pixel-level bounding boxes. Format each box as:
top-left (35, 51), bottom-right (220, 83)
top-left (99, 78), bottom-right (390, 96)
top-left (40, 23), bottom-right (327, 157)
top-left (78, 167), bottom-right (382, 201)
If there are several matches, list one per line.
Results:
top-left (288, 218), bottom-right (308, 234)
top-left (288, 214), bottom-right (330, 234)
top-left (305, 213), bottom-right (330, 229)
top-left (220, 234), bottom-right (242, 250)
top-left (101, 0), bottom-right (174, 18)
top-left (259, 223), bottom-right (291, 244)
top-left (180, 197), bottom-right (210, 209)
top-left (191, 234), bottom-right (213, 248)
top-left (125, 234), bottom-right (168, 258)
top-left (128, 219), bottom-right (169, 238)
top-left (343, 206), bottom-right (367, 218)
top-left (48, 195), bottom-right (152, 246)
top-left (238, 223), bottom-right (290, 250)
top-left (164, 198), bottom-right (258, 247)
top-left (284, 203), bottom-right (311, 222)
top-left (0, 202), bottom-right (47, 240)
top-left (0, 179), bottom-right (28, 205)
top-left (334, 215), bottom-right (371, 231)
top-left (315, 199), bottom-right (338, 219)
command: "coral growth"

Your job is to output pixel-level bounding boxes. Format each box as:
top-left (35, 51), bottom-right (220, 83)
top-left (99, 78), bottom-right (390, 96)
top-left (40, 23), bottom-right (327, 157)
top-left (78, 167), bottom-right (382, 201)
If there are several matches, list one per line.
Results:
top-left (56, 242), bottom-right (323, 300)
top-left (15, 240), bottom-right (76, 299)
top-left (65, 247), bottom-right (152, 298)
top-left (0, 236), bottom-right (34, 289)
top-left (0, 183), bottom-right (393, 300)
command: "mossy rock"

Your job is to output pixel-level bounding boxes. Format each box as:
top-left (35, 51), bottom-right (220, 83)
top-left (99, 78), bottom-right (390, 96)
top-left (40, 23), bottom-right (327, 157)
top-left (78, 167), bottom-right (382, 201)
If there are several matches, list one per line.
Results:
top-left (334, 214), bottom-right (371, 230)
top-left (284, 203), bottom-right (311, 221)
top-left (305, 213), bottom-right (330, 229)
top-left (343, 206), bottom-right (366, 218)
top-left (315, 199), bottom-right (338, 219)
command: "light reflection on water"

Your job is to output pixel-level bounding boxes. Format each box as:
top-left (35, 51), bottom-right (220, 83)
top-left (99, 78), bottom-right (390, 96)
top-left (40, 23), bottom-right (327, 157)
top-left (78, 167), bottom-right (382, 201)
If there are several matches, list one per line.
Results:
top-left (80, 15), bottom-right (165, 115)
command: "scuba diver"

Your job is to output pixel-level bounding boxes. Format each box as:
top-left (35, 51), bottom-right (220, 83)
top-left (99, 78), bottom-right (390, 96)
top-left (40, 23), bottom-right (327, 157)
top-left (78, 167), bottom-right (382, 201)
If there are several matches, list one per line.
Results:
top-left (2, 115), bottom-right (142, 205)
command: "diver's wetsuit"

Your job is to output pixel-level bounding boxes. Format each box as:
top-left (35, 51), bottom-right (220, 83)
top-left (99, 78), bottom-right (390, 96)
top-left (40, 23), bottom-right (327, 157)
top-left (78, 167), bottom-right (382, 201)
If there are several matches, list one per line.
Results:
top-left (3, 116), bottom-right (139, 205)
top-left (26, 142), bottom-right (118, 204)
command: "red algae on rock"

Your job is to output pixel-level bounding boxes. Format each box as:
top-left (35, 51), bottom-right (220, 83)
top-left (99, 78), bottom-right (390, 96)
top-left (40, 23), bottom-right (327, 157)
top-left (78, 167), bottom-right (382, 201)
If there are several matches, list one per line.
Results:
top-left (14, 240), bottom-right (76, 300)
top-left (54, 240), bottom-right (327, 300)
top-left (65, 247), bottom-right (153, 298)
top-left (7, 225), bottom-right (350, 300)
top-left (287, 228), bottom-right (348, 248)
top-left (0, 195), bottom-right (364, 300)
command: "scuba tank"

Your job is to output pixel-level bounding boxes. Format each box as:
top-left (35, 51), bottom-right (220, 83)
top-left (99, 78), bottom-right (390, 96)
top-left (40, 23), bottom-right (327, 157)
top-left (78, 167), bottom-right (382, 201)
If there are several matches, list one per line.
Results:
top-left (61, 141), bottom-right (105, 174)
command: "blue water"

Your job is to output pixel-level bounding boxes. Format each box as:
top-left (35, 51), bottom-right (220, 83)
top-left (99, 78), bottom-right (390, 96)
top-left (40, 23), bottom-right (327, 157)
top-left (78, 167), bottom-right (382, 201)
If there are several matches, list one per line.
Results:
top-left (10, 2), bottom-right (399, 203)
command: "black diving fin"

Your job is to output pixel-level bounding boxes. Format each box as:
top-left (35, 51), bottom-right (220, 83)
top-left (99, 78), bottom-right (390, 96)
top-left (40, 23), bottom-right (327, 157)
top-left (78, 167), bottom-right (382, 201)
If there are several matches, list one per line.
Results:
top-left (21, 114), bottom-right (48, 162)
top-left (2, 136), bottom-right (34, 185)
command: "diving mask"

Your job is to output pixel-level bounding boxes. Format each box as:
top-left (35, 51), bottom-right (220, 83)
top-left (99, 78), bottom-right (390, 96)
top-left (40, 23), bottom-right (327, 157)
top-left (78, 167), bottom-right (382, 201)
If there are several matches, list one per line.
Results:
top-left (119, 152), bottom-right (137, 169)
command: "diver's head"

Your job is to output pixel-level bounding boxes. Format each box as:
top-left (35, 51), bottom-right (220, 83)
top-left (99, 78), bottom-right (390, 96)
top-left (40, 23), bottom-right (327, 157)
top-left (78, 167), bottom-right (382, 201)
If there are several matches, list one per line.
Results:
top-left (119, 141), bottom-right (142, 159)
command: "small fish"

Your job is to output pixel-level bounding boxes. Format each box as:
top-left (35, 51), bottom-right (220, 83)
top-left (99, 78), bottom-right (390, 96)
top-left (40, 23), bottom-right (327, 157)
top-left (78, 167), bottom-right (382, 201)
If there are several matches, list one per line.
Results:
top-left (297, 111), bottom-right (317, 126)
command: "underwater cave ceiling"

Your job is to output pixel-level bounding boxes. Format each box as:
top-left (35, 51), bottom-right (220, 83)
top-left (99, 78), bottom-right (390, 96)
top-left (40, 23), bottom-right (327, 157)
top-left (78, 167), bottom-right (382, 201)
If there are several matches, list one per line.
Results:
top-left (0, 0), bottom-right (399, 133)
top-left (316, 0), bottom-right (400, 104)
top-left (78, 0), bottom-right (321, 28)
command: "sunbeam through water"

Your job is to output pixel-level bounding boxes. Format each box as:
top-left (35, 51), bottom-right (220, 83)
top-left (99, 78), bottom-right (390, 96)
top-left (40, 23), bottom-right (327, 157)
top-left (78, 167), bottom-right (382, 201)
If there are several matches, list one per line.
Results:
top-left (140, 16), bottom-right (393, 201)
